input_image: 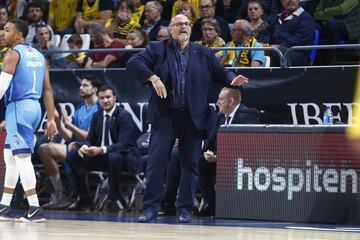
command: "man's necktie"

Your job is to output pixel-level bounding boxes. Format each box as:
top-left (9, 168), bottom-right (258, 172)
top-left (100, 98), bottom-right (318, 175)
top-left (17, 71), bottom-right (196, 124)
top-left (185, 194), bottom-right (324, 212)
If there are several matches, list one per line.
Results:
top-left (225, 116), bottom-right (232, 125)
top-left (280, 11), bottom-right (289, 21)
top-left (104, 114), bottom-right (110, 146)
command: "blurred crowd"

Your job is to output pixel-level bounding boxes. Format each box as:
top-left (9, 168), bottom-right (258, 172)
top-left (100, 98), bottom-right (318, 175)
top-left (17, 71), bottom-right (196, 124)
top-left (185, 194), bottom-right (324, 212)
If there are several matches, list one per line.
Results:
top-left (0, 0), bottom-right (358, 69)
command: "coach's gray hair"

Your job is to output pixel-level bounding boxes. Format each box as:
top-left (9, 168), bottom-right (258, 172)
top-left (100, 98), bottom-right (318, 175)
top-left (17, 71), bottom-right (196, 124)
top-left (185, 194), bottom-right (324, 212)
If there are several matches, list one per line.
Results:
top-left (169, 14), bottom-right (190, 27)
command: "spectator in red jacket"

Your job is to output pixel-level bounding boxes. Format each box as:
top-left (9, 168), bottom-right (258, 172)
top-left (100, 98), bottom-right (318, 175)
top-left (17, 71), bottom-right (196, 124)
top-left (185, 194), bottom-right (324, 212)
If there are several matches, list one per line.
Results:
top-left (85, 23), bottom-right (125, 68)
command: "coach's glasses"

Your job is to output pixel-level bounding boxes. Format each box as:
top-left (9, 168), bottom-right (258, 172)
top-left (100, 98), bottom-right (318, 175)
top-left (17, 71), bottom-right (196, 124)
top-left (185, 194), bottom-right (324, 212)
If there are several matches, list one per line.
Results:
top-left (171, 22), bottom-right (191, 27)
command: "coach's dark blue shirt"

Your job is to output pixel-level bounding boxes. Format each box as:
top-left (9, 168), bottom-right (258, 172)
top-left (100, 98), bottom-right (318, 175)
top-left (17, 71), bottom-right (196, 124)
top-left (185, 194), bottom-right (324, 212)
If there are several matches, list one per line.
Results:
top-left (170, 39), bottom-right (190, 109)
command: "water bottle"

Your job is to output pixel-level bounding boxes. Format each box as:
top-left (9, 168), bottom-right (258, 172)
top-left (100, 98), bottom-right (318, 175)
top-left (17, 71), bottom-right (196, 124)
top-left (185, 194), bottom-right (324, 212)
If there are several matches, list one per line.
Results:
top-left (323, 107), bottom-right (333, 124)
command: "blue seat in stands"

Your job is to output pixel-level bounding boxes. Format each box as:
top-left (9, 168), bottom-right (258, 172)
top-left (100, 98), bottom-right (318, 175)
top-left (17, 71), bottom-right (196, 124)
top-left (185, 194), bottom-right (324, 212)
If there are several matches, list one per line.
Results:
top-left (309, 29), bottom-right (320, 65)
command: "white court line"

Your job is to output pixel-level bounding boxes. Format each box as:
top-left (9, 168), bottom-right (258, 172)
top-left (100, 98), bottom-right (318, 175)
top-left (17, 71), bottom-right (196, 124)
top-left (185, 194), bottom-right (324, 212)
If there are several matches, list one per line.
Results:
top-left (336, 227), bottom-right (360, 231)
top-left (286, 226), bottom-right (360, 232)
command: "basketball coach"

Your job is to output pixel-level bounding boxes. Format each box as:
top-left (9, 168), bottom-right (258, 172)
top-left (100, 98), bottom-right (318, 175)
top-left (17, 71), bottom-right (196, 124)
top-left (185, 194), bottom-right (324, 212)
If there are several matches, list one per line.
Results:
top-left (127, 14), bottom-right (248, 223)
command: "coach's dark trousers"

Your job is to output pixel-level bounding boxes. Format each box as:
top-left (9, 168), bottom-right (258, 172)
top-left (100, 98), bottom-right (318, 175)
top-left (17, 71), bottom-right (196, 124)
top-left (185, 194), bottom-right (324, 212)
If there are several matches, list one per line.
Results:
top-left (143, 109), bottom-right (203, 213)
top-left (198, 156), bottom-right (216, 208)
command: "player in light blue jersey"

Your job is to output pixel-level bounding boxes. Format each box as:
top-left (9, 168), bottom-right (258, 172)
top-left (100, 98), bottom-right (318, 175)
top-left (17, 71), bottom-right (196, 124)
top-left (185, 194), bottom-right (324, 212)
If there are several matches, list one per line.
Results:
top-left (0, 19), bottom-right (57, 223)
top-left (39, 75), bottom-right (100, 210)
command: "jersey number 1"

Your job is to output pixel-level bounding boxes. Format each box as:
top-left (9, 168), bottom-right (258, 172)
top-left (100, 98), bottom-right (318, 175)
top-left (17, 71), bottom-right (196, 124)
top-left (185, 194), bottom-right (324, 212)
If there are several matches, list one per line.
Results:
top-left (32, 70), bottom-right (37, 93)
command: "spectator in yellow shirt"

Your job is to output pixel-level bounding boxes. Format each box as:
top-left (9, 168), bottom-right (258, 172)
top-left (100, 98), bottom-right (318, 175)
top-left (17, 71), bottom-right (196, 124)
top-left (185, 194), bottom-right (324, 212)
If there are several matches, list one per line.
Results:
top-left (130, 0), bottom-right (144, 25)
top-left (48, 0), bottom-right (78, 36)
top-left (106, 0), bottom-right (141, 46)
top-left (217, 20), bottom-right (265, 67)
top-left (75, 0), bottom-right (114, 33)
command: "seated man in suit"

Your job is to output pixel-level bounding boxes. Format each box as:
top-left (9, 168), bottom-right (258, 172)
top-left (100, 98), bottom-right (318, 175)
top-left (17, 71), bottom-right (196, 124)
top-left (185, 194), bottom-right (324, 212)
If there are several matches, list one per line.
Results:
top-left (196, 87), bottom-right (259, 216)
top-left (67, 85), bottom-right (139, 212)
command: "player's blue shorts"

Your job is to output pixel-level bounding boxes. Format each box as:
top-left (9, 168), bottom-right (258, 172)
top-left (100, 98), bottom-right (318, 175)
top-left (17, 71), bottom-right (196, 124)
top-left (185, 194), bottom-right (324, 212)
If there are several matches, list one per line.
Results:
top-left (4, 99), bottom-right (41, 155)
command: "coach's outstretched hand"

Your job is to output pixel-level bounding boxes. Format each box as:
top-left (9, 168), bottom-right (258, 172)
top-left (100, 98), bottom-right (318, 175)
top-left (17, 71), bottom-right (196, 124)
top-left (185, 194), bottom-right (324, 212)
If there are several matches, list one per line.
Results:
top-left (230, 74), bottom-right (248, 86)
top-left (149, 75), bottom-right (167, 98)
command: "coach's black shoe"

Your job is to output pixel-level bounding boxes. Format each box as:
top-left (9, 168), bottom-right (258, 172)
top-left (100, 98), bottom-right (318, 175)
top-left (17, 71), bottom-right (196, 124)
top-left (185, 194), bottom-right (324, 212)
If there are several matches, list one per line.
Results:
top-left (17, 206), bottom-right (46, 223)
top-left (178, 209), bottom-right (192, 223)
top-left (0, 204), bottom-right (12, 221)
